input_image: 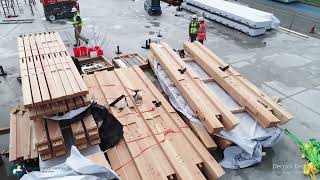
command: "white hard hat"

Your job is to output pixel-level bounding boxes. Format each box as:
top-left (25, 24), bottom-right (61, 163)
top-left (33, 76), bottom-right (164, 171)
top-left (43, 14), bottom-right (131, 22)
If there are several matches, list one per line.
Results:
top-left (192, 14), bottom-right (197, 19)
top-left (71, 7), bottom-right (78, 13)
top-left (199, 17), bottom-right (204, 21)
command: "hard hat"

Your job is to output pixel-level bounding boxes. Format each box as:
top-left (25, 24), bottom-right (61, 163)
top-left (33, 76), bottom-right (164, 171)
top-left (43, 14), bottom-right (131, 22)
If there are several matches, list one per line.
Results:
top-left (199, 17), bottom-right (204, 21)
top-left (192, 14), bottom-right (197, 19)
top-left (71, 7), bottom-right (78, 13)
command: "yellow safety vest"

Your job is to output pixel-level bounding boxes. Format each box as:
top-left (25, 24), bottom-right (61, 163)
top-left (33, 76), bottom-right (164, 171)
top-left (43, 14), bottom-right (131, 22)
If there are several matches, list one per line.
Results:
top-left (73, 12), bottom-right (82, 28)
top-left (190, 22), bottom-right (198, 34)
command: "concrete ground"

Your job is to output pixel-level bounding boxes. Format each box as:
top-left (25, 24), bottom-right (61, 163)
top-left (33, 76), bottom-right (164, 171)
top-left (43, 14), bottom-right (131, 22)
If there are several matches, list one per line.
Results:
top-left (0, 0), bottom-right (320, 179)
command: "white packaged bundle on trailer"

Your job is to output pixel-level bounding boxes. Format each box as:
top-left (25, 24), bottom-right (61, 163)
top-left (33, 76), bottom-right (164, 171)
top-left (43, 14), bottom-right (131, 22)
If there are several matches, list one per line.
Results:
top-left (185, 0), bottom-right (280, 29)
top-left (181, 3), bottom-right (267, 36)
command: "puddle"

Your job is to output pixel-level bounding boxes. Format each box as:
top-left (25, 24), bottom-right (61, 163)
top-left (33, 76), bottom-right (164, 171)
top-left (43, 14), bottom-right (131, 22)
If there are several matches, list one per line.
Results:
top-left (150, 21), bottom-right (160, 27)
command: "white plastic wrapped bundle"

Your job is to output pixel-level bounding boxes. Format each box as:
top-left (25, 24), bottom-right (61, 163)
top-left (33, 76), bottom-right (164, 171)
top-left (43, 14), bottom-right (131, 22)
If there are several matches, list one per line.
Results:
top-left (185, 0), bottom-right (280, 29)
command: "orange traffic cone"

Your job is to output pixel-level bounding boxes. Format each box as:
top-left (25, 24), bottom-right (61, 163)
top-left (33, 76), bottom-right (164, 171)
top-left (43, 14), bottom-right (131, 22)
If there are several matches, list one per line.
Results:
top-left (310, 24), bottom-right (316, 34)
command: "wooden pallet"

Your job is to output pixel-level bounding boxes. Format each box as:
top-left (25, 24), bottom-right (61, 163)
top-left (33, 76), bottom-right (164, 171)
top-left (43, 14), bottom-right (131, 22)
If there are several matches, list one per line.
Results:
top-left (183, 42), bottom-right (293, 127)
top-left (150, 42), bottom-right (238, 135)
top-left (112, 53), bottom-right (149, 69)
top-left (83, 67), bottom-right (225, 180)
top-left (18, 31), bottom-right (88, 108)
top-left (9, 106), bottom-right (38, 162)
top-left (79, 55), bottom-right (114, 74)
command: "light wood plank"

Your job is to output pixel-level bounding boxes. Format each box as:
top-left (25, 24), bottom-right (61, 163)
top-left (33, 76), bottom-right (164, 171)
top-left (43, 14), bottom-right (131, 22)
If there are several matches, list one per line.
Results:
top-left (9, 108), bottom-right (17, 162)
top-left (184, 42), bottom-right (281, 128)
top-left (150, 43), bottom-right (227, 134)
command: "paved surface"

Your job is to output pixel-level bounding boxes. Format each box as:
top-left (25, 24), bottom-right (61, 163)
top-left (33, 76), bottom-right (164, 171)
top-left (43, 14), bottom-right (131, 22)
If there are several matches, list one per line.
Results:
top-left (0, 0), bottom-right (320, 179)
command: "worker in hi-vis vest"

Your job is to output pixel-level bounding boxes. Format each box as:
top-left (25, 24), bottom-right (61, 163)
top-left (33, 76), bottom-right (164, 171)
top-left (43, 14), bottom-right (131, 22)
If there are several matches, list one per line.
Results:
top-left (197, 17), bottom-right (207, 44)
top-left (189, 14), bottom-right (199, 42)
top-left (72, 7), bottom-right (82, 47)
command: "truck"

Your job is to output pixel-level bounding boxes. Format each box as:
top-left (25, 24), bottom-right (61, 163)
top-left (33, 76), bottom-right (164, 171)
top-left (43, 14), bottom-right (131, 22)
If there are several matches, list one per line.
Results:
top-left (40, 0), bottom-right (79, 21)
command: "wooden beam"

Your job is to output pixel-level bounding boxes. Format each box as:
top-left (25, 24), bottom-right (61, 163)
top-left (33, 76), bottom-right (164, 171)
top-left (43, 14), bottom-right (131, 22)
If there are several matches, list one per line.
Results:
top-left (46, 119), bottom-right (65, 157)
top-left (185, 117), bottom-right (217, 152)
top-left (9, 108), bottom-right (17, 162)
top-left (83, 73), bottom-right (141, 180)
top-left (184, 42), bottom-right (281, 128)
top-left (150, 42), bottom-right (238, 134)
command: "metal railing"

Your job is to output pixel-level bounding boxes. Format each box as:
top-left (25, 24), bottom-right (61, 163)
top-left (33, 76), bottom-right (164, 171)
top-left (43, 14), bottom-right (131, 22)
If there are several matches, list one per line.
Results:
top-left (233, 0), bottom-right (320, 38)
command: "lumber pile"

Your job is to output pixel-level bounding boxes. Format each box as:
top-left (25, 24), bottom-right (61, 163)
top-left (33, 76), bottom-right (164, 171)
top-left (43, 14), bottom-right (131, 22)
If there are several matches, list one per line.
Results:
top-left (150, 42), bottom-right (239, 135)
top-left (112, 53), bottom-right (148, 69)
top-left (9, 94), bottom-right (100, 162)
top-left (83, 67), bottom-right (225, 180)
top-left (18, 31), bottom-right (89, 119)
top-left (9, 106), bottom-right (38, 162)
top-left (9, 31), bottom-right (100, 162)
top-left (182, 42), bottom-right (293, 127)
top-left (32, 99), bottom-right (100, 160)
top-left (149, 42), bottom-right (293, 150)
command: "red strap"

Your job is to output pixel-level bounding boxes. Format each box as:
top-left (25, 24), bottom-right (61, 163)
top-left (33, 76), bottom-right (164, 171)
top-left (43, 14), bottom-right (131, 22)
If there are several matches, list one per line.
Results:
top-left (114, 142), bottom-right (160, 172)
top-left (114, 126), bottom-right (189, 171)
top-left (116, 108), bottom-right (155, 119)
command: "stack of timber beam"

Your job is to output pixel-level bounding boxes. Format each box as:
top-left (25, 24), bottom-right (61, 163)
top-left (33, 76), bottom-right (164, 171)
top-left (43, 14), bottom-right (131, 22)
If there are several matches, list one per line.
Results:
top-left (10, 31), bottom-right (100, 162)
top-left (18, 31), bottom-right (89, 119)
top-left (112, 53), bottom-right (148, 69)
top-left (9, 106), bottom-right (38, 162)
top-left (183, 41), bottom-right (293, 127)
top-left (150, 42), bottom-right (239, 134)
top-left (149, 42), bottom-right (293, 150)
top-left (83, 67), bottom-right (225, 180)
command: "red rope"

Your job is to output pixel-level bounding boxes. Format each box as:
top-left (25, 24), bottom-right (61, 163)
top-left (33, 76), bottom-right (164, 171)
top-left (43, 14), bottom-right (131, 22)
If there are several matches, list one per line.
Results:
top-left (114, 140), bottom-right (163, 172)
top-left (91, 84), bottom-right (144, 93)
top-left (113, 126), bottom-right (189, 172)
top-left (115, 108), bottom-right (155, 119)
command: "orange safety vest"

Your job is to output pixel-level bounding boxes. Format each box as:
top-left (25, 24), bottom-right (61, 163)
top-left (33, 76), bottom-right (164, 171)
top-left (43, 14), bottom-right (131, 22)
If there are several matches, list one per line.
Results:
top-left (197, 23), bottom-right (207, 40)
